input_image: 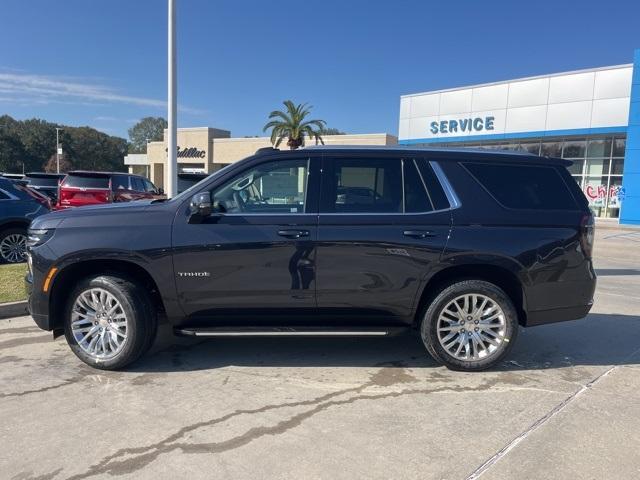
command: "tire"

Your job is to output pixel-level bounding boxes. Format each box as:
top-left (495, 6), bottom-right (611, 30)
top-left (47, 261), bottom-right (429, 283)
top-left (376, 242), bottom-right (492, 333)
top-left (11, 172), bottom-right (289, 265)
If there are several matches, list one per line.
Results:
top-left (0, 227), bottom-right (27, 264)
top-left (420, 280), bottom-right (519, 371)
top-left (63, 275), bottom-right (156, 370)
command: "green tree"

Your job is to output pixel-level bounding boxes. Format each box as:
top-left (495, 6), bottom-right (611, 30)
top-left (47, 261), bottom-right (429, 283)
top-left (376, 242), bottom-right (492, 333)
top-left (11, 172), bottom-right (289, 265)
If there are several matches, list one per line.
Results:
top-left (263, 101), bottom-right (326, 149)
top-left (43, 154), bottom-right (73, 173)
top-left (0, 114), bottom-right (130, 173)
top-left (0, 132), bottom-right (27, 173)
top-left (67, 127), bottom-right (128, 172)
top-left (10, 118), bottom-right (58, 172)
top-left (128, 117), bottom-right (167, 153)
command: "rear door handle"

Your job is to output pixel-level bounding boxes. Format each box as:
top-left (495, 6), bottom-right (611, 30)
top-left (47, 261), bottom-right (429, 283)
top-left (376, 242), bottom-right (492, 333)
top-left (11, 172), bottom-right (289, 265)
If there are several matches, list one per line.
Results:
top-left (278, 229), bottom-right (310, 239)
top-left (403, 230), bottom-right (436, 239)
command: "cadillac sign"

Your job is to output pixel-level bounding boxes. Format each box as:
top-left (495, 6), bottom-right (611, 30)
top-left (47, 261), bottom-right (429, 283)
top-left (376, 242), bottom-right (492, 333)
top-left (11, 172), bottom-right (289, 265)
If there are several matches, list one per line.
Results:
top-left (165, 146), bottom-right (207, 159)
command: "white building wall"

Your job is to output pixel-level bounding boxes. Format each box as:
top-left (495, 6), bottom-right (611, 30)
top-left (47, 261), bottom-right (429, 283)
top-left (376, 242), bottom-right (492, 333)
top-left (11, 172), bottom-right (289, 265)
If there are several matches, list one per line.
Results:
top-left (399, 64), bottom-right (632, 142)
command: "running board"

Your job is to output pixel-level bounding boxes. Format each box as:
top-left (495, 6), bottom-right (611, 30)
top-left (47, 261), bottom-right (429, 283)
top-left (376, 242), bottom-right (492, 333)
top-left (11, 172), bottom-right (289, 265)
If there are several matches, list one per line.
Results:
top-left (174, 326), bottom-right (404, 337)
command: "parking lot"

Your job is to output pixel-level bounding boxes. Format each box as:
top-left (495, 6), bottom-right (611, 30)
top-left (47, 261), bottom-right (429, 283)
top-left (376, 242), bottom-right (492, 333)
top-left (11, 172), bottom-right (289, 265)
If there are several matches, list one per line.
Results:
top-left (1, 227), bottom-right (639, 480)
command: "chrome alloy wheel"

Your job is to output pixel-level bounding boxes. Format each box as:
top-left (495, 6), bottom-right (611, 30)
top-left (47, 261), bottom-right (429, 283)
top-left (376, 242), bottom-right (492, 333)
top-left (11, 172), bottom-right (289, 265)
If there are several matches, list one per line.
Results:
top-left (0, 233), bottom-right (27, 263)
top-left (71, 288), bottom-right (128, 360)
top-left (436, 294), bottom-right (507, 361)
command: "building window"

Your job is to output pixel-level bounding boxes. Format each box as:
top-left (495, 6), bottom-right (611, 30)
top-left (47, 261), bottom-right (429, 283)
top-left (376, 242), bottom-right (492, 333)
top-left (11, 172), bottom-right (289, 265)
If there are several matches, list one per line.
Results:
top-left (541, 141), bottom-right (562, 157)
top-left (562, 139), bottom-right (586, 158)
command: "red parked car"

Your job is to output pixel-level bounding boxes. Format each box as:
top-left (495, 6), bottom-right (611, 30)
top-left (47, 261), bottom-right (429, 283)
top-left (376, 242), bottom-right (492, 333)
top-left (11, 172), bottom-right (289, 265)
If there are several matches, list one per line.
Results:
top-left (57, 171), bottom-right (164, 209)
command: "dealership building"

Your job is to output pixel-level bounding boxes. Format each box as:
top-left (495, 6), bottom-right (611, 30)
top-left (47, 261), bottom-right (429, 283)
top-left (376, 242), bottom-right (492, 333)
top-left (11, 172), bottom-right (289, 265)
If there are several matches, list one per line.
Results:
top-left (124, 129), bottom-right (397, 188)
top-left (399, 49), bottom-right (640, 225)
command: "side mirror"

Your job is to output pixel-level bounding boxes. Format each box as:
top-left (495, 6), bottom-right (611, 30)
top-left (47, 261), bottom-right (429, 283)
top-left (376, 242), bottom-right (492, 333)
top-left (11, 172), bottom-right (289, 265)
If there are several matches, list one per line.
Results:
top-left (158, 188), bottom-right (164, 195)
top-left (188, 192), bottom-right (212, 223)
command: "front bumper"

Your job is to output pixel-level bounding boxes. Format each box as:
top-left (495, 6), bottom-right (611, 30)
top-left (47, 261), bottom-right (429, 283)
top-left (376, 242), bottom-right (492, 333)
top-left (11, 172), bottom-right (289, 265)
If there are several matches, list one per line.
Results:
top-left (25, 265), bottom-right (53, 331)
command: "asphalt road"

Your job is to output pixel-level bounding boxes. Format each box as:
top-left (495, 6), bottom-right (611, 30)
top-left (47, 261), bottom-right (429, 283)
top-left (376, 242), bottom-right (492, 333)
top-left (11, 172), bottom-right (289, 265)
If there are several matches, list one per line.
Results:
top-left (1, 227), bottom-right (640, 480)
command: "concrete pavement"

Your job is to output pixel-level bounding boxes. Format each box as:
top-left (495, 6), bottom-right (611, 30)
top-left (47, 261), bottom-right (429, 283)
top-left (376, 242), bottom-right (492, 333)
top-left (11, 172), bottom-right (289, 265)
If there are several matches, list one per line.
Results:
top-left (1, 228), bottom-right (639, 480)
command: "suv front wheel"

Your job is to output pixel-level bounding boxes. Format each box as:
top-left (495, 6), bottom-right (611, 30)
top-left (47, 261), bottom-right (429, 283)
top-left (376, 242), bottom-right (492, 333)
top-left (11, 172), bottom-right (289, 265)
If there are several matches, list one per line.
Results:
top-left (63, 275), bottom-right (156, 370)
top-left (421, 280), bottom-right (519, 371)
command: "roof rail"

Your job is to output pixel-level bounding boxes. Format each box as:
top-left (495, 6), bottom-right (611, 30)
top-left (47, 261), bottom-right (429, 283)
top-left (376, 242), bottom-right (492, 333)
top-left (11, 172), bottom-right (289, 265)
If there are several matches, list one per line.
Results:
top-left (255, 147), bottom-right (279, 155)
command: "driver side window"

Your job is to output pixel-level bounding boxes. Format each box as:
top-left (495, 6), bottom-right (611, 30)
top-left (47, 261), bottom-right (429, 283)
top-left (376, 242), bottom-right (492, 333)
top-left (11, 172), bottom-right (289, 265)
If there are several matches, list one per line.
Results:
top-left (212, 158), bottom-right (309, 214)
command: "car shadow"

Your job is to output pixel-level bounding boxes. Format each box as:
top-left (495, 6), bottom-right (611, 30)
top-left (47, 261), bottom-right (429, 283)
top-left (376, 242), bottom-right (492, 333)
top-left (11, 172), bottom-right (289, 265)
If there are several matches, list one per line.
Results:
top-left (129, 313), bottom-right (640, 374)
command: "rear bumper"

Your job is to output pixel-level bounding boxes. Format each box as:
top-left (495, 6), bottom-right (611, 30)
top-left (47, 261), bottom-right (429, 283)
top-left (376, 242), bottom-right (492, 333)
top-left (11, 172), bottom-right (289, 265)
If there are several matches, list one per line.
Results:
top-left (525, 302), bottom-right (593, 327)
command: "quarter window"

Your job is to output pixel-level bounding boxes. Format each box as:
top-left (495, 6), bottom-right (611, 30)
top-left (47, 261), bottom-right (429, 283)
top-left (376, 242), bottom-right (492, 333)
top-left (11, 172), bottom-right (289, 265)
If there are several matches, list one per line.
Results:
top-left (463, 163), bottom-right (578, 211)
top-left (212, 158), bottom-right (309, 214)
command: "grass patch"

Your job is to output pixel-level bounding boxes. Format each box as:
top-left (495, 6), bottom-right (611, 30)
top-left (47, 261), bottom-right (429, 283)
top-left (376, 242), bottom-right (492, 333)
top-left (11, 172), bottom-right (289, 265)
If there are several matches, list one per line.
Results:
top-left (0, 263), bottom-right (27, 303)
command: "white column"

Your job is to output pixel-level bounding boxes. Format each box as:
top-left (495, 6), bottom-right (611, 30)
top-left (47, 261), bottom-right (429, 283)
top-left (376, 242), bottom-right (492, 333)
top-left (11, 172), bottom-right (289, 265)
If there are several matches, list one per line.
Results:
top-left (166, 0), bottom-right (178, 197)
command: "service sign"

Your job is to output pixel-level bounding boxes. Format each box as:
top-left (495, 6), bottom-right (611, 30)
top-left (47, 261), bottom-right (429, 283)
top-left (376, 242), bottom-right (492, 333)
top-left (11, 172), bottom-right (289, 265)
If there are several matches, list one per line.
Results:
top-left (403, 110), bottom-right (507, 141)
top-left (429, 116), bottom-right (495, 135)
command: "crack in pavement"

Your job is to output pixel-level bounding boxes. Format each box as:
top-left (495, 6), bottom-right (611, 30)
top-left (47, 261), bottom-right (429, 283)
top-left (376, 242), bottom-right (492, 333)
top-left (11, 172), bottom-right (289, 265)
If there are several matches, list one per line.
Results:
top-left (52, 367), bottom-right (520, 479)
top-left (464, 345), bottom-right (640, 479)
top-left (0, 373), bottom-right (88, 398)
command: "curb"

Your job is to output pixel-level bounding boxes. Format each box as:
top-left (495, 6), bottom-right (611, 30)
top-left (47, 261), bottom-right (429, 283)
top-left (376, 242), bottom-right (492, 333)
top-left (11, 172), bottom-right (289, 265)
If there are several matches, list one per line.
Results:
top-left (595, 220), bottom-right (640, 232)
top-left (0, 301), bottom-right (28, 320)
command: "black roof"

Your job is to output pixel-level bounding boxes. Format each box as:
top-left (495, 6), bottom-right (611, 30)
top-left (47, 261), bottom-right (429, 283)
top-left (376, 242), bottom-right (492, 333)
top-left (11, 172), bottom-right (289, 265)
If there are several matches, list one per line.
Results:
top-left (25, 172), bottom-right (65, 178)
top-left (254, 145), bottom-right (571, 166)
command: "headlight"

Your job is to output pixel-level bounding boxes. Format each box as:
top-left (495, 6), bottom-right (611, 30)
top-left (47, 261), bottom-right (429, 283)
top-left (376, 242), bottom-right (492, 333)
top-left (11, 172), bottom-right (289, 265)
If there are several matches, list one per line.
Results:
top-left (27, 228), bottom-right (54, 248)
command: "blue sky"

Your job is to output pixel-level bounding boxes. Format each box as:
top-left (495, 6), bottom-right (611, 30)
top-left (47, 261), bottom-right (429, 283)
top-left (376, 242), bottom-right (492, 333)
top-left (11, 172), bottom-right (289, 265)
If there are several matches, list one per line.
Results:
top-left (1, 0), bottom-right (639, 139)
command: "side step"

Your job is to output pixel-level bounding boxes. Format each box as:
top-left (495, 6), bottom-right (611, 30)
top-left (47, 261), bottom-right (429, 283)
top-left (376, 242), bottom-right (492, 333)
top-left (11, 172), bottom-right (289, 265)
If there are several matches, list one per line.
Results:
top-left (174, 326), bottom-right (405, 337)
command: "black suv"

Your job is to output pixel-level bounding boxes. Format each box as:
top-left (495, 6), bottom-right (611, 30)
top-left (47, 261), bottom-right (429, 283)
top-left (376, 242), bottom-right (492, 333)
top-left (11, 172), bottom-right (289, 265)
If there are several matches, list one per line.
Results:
top-left (23, 172), bottom-right (65, 202)
top-left (26, 147), bottom-right (596, 371)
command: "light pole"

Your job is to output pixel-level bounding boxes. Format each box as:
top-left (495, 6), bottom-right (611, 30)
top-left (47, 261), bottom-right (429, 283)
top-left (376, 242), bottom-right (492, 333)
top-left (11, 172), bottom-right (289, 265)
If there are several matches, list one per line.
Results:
top-left (167, 0), bottom-right (177, 198)
top-left (55, 127), bottom-right (63, 173)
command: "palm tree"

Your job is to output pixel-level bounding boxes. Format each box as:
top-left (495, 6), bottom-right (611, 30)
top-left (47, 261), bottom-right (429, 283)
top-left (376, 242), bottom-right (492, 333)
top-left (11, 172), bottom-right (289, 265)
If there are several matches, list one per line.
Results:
top-left (263, 100), bottom-right (327, 149)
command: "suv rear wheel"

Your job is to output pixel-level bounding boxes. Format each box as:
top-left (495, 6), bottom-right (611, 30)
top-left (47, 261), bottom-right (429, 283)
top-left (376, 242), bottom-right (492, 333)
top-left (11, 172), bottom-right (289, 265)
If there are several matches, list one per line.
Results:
top-left (421, 280), bottom-right (518, 371)
top-left (0, 227), bottom-right (27, 263)
top-left (63, 275), bottom-right (156, 370)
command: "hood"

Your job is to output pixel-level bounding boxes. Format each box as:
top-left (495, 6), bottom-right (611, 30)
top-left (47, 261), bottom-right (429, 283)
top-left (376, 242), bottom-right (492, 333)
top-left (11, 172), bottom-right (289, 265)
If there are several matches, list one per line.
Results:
top-left (30, 200), bottom-right (163, 230)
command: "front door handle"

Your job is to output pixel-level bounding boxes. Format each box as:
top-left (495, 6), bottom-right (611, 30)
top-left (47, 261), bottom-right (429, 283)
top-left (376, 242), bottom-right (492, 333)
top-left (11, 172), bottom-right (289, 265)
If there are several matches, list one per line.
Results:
top-left (278, 229), bottom-right (310, 239)
top-left (403, 230), bottom-right (436, 239)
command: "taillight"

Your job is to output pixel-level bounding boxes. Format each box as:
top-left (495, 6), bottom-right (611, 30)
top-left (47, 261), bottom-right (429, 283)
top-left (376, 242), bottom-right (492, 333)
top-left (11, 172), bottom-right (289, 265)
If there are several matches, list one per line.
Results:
top-left (580, 212), bottom-right (595, 259)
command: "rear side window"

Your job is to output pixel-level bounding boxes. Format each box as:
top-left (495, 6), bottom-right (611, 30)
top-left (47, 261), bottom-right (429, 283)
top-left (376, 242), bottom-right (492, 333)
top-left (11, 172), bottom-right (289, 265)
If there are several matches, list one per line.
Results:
top-left (416, 161), bottom-right (450, 210)
top-left (131, 177), bottom-right (145, 191)
top-left (111, 174), bottom-right (130, 191)
top-left (463, 163), bottom-right (578, 210)
top-left (62, 175), bottom-right (110, 189)
top-left (403, 159), bottom-right (433, 212)
top-left (323, 158), bottom-right (402, 213)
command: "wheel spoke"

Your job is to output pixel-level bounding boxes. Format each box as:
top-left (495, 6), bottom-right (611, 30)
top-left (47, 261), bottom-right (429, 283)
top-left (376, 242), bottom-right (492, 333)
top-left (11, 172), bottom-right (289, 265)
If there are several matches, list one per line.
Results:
top-left (71, 288), bottom-right (128, 360)
top-left (436, 293), bottom-right (507, 363)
